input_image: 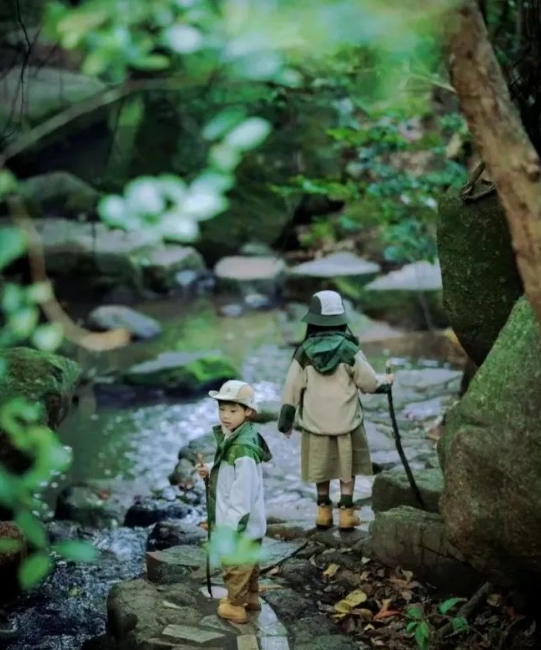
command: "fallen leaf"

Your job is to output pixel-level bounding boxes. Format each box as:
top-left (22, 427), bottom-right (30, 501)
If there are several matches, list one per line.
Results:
top-left (323, 564), bottom-right (340, 579)
top-left (487, 593), bottom-right (502, 607)
top-left (162, 600), bottom-right (183, 610)
top-left (352, 608), bottom-right (373, 621)
top-left (267, 566), bottom-right (280, 576)
top-left (374, 609), bottom-right (401, 621)
top-left (360, 570), bottom-right (371, 581)
top-left (401, 590), bottom-right (413, 603)
top-left (333, 589), bottom-right (368, 619)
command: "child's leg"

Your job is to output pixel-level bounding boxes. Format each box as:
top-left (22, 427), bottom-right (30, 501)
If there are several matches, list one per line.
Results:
top-left (219, 564), bottom-right (251, 623)
top-left (246, 563), bottom-right (261, 611)
top-left (315, 480), bottom-right (333, 529)
top-left (338, 477), bottom-right (360, 530)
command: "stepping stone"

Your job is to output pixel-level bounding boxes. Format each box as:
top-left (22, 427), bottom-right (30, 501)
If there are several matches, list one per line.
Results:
top-left (237, 636), bottom-right (259, 650)
top-left (260, 639), bottom-right (290, 650)
top-left (261, 537), bottom-right (306, 570)
top-left (161, 624), bottom-right (225, 644)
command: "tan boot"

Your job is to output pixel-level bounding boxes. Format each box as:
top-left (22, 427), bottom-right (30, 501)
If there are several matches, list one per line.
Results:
top-left (316, 503), bottom-right (333, 529)
top-left (246, 592), bottom-right (261, 611)
top-left (217, 598), bottom-right (248, 624)
top-left (338, 506), bottom-right (360, 530)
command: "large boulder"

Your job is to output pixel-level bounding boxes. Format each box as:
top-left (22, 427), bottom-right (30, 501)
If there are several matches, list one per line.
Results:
top-left (438, 298), bottom-right (541, 587)
top-left (437, 184), bottom-right (523, 365)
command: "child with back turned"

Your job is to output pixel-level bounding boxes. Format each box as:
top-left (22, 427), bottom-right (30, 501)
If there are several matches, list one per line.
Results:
top-left (278, 290), bottom-right (393, 530)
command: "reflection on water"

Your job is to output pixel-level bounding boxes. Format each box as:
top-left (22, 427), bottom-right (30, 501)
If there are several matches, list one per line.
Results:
top-left (58, 379), bottom-right (284, 489)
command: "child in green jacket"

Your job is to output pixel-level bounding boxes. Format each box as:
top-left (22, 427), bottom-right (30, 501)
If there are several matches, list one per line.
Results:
top-left (197, 380), bottom-right (272, 624)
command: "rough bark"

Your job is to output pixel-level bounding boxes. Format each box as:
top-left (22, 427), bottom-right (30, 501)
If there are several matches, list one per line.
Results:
top-left (446, 1), bottom-right (541, 328)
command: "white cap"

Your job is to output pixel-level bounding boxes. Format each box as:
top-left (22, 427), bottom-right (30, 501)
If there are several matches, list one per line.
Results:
top-left (208, 380), bottom-right (258, 413)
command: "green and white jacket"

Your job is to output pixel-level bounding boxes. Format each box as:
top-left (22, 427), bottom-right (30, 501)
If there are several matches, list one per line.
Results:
top-left (208, 421), bottom-right (272, 540)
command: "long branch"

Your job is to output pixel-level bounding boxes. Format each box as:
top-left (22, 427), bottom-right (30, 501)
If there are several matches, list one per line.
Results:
top-left (446, 0), bottom-right (541, 328)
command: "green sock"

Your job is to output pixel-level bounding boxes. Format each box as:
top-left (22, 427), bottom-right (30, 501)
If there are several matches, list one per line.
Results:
top-left (317, 497), bottom-right (332, 506)
top-left (339, 495), bottom-right (353, 508)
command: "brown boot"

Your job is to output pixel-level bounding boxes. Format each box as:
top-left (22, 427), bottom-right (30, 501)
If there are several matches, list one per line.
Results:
top-left (316, 503), bottom-right (333, 529)
top-left (338, 506), bottom-right (360, 530)
top-left (217, 598), bottom-right (248, 624)
top-left (246, 592), bottom-right (261, 611)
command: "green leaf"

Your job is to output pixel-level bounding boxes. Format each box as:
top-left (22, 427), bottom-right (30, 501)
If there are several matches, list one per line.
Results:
top-left (27, 282), bottom-right (53, 304)
top-left (0, 170), bottom-right (18, 197)
top-left (224, 117), bottom-right (271, 152)
top-left (31, 323), bottom-right (64, 352)
top-left (439, 597), bottom-right (462, 614)
top-left (0, 227), bottom-right (26, 271)
top-left (98, 195), bottom-right (128, 229)
top-left (132, 54), bottom-right (170, 71)
top-left (18, 552), bottom-right (52, 590)
top-left (452, 616), bottom-right (469, 633)
top-left (9, 306), bottom-right (39, 338)
top-left (0, 538), bottom-right (22, 553)
top-left (203, 109), bottom-right (247, 141)
top-left (406, 621), bottom-right (418, 633)
top-left (53, 540), bottom-right (98, 563)
top-left (15, 511), bottom-right (47, 548)
top-left (407, 605), bottom-right (424, 620)
top-left (163, 24), bottom-right (203, 54)
top-left (415, 621), bottom-right (430, 650)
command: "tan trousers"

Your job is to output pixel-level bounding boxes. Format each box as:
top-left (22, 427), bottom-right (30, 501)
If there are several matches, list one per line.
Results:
top-left (222, 538), bottom-right (262, 606)
top-left (222, 562), bottom-right (260, 606)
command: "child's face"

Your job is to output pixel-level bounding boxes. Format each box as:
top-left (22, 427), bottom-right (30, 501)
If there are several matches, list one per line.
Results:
top-left (219, 402), bottom-right (252, 430)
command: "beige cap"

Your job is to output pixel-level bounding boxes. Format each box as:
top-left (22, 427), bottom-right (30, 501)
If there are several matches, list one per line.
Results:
top-left (208, 380), bottom-right (258, 413)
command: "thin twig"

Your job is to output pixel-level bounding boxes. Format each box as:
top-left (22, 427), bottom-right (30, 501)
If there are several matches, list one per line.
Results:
top-left (437, 582), bottom-right (493, 640)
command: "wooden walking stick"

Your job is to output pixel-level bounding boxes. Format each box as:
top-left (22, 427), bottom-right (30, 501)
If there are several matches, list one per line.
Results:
top-left (384, 360), bottom-right (426, 510)
top-left (197, 453), bottom-right (213, 597)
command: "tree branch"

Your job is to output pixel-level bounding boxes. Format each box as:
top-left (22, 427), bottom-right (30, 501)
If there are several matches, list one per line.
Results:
top-left (446, 0), bottom-right (541, 328)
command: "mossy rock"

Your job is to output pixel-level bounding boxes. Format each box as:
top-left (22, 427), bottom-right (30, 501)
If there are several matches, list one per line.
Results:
top-left (359, 288), bottom-right (446, 330)
top-left (372, 467), bottom-right (443, 514)
top-left (438, 298), bottom-right (541, 586)
top-left (437, 185), bottom-right (523, 365)
top-left (123, 350), bottom-right (238, 394)
top-left (0, 347), bottom-right (81, 481)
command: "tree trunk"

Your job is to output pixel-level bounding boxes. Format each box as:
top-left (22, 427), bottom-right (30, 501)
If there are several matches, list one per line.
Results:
top-left (446, 0), bottom-right (541, 328)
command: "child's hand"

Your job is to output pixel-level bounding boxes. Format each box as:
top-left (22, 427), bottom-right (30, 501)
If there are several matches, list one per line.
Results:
top-left (197, 464), bottom-right (209, 479)
top-left (385, 373), bottom-right (395, 385)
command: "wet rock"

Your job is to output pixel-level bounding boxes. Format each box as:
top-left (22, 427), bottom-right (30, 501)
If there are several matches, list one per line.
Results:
top-left (290, 615), bottom-right (341, 643)
top-left (29, 218), bottom-right (156, 290)
top-left (124, 494), bottom-right (192, 528)
top-left (438, 186), bottom-right (523, 365)
top-left (296, 636), bottom-right (360, 650)
top-left (4, 171), bottom-right (100, 217)
top-left (261, 586), bottom-right (313, 624)
top-left (279, 558), bottom-right (320, 589)
top-left (439, 297), bottom-right (541, 588)
top-left (261, 537), bottom-right (307, 570)
top-left (244, 292), bottom-right (273, 310)
top-left (310, 528), bottom-right (367, 550)
top-left (214, 255), bottom-right (286, 298)
top-left (146, 520), bottom-right (206, 551)
top-left (285, 252), bottom-right (380, 300)
top-left (0, 66), bottom-right (106, 126)
top-left (107, 578), bottom-right (203, 650)
top-left (142, 245), bottom-right (205, 293)
top-left (266, 522), bottom-right (314, 541)
top-left (240, 242), bottom-right (274, 257)
top-left (168, 458), bottom-right (198, 489)
top-left (218, 303), bottom-right (244, 318)
top-left (55, 479), bottom-right (145, 528)
top-left (0, 522), bottom-right (25, 601)
top-left (87, 306), bottom-right (162, 341)
top-left (0, 348), bottom-right (80, 494)
top-left (366, 506), bottom-right (481, 594)
top-left (361, 260), bottom-right (447, 329)
top-left (145, 546), bottom-right (212, 584)
top-left (123, 350), bottom-right (238, 394)
top-left (372, 467), bottom-right (443, 513)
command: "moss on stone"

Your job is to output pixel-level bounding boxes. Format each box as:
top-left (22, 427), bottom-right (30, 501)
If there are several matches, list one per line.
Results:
top-left (437, 186), bottom-right (523, 365)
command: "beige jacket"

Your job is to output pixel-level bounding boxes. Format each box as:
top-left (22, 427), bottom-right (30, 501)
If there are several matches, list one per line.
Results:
top-left (279, 350), bottom-right (383, 435)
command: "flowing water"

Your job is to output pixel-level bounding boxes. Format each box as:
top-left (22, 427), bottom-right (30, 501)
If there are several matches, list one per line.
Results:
top-left (3, 297), bottom-right (462, 650)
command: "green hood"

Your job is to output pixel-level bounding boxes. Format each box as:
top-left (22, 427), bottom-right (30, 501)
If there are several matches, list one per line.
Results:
top-left (295, 331), bottom-right (359, 374)
top-left (212, 421), bottom-right (272, 465)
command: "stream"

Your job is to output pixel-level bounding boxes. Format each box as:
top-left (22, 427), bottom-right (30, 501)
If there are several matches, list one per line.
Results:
top-left (1, 297), bottom-right (462, 650)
